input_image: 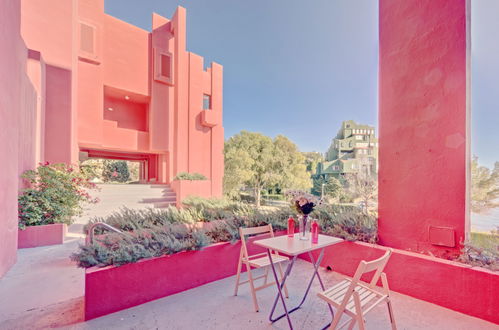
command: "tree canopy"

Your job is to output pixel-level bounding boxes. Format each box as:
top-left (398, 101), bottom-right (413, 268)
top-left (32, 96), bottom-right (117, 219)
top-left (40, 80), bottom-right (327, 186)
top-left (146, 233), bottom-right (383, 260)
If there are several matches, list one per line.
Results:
top-left (224, 131), bottom-right (311, 206)
top-left (303, 151), bottom-right (323, 175)
top-left (312, 175), bottom-right (343, 200)
top-left (471, 157), bottom-right (499, 214)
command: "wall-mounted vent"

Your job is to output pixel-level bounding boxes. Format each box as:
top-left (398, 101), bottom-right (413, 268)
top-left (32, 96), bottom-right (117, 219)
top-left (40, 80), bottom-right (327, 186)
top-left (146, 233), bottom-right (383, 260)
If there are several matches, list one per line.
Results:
top-left (80, 23), bottom-right (95, 54)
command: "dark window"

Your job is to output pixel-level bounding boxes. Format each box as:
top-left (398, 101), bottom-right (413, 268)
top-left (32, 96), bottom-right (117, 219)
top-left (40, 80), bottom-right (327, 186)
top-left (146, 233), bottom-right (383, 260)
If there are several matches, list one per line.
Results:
top-left (203, 94), bottom-right (211, 110)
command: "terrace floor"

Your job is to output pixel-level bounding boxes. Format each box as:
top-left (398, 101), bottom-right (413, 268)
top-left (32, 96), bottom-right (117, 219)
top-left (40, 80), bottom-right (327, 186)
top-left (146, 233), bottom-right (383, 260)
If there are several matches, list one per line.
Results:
top-left (0, 239), bottom-right (497, 330)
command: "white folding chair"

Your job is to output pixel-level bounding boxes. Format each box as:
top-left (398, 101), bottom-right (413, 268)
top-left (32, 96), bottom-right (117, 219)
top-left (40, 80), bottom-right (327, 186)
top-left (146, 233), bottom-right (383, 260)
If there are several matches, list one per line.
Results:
top-left (234, 224), bottom-right (289, 312)
top-left (317, 249), bottom-right (396, 330)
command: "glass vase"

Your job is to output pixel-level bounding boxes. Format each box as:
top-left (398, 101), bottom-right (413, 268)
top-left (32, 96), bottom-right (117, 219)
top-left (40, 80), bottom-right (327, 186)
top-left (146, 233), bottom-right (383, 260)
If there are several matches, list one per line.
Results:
top-left (299, 214), bottom-right (311, 240)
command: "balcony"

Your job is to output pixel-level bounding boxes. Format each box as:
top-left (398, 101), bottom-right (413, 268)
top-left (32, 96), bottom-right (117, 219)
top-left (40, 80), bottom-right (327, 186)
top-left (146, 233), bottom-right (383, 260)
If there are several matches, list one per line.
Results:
top-left (0, 239), bottom-right (495, 329)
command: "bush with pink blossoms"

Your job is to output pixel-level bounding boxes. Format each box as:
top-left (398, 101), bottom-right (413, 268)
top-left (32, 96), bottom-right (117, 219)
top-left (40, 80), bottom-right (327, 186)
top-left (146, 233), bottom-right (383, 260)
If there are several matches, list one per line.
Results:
top-left (18, 162), bottom-right (99, 229)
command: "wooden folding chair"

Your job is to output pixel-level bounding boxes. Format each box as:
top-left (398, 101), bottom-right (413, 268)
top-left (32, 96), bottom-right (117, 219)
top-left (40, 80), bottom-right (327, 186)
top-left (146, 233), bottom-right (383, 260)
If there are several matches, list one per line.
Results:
top-left (234, 224), bottom-right (289, 312)
top-left (317, 249), bottom-right (396, 330)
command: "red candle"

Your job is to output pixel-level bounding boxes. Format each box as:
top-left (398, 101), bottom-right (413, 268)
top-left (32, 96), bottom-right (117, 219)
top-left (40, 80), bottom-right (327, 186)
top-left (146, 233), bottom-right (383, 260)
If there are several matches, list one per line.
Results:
top-left (311, 220), bottom-right (319, 244)
top-left (287, 217), bottom-right (295, 237)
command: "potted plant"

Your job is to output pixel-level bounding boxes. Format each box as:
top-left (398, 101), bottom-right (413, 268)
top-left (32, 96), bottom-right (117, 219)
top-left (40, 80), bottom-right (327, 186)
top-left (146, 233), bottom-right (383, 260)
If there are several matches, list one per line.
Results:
top-left (285, 190), bottom-right (322, 240)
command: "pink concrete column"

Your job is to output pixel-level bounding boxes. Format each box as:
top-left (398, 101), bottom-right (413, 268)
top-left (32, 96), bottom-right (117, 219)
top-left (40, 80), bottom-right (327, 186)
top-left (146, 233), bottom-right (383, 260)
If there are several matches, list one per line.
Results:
top-left (210, 63), bottom-right (224, 197)
top-left (173, 7), bottom-right (189, 176)
top-left (378, 0), bottom-right (470, 255)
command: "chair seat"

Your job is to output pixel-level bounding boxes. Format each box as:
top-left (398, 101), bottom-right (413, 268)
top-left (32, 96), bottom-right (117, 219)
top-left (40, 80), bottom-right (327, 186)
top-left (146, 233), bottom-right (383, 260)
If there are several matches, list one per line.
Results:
top-left (246, 254), bottom-right (288, 268)
top-left (318, 279), bottom-right (386, 315)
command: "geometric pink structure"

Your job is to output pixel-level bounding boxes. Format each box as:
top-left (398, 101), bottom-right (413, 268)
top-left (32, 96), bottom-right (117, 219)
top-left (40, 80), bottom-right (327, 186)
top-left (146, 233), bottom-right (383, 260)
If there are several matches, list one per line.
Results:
top-left (20, 0), bottom-right (223, 193)
top-left (378, 0), bottom-right (470, 256)
top-left (0, 0), bottom-right (223, 277)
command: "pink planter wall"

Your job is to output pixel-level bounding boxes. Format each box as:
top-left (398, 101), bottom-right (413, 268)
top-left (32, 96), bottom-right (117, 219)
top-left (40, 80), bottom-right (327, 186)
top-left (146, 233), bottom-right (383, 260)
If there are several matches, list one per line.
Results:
top-left (18, 223), bottom-right (66, 248)
top-left (302, 241), bottom-right (499, 324)
top-left (85, 233), bottom-right (270, 320)
top-left (170, 179), bottom-right (213, 207)
top-left (85, 235), bottom-right (498, 324)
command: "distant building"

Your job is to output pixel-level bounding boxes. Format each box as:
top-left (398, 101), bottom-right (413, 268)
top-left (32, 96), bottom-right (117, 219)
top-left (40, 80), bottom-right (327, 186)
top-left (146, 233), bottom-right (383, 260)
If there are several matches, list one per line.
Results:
top-left (316, 120), bottom-right (378, 178)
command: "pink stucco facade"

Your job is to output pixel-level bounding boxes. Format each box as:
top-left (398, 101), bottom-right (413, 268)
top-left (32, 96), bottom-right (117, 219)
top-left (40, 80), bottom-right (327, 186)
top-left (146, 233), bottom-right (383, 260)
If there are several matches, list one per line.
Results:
top-left (378, 0), bottom-right (470, 255)
top-left (20, 0), bottom-right (224, 195)
top-left (0, 0), bottom-right (223, 277)
top-left (0, 0), bottom-right (39, 278)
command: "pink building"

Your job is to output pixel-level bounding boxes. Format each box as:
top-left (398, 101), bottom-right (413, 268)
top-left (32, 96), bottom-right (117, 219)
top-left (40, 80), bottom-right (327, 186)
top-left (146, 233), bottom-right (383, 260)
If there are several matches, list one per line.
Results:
top-left (22, 0), bottom-right (224, 191)
top-left (0, 0), bottom-right (223, 277)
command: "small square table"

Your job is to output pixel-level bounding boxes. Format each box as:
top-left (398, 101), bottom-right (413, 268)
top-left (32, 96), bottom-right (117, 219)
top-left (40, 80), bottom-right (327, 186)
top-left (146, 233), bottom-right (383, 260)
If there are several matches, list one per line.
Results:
top-left (254, 233), bottom-right (343, 329)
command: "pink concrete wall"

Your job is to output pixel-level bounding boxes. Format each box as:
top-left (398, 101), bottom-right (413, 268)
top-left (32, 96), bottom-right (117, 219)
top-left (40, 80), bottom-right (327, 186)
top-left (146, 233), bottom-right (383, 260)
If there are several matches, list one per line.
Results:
top-left (378, 0), bottom-right (469, 254)
top-left (18, 224), bottom-right (66, 249)
top-left (149, 16), bottom-right (174, 155)
top-left (0, 0), bottom-right (38, 277)
top-left (103, 97), bottom-right (148, 132)
top-left (21, 0), bottom-right (78, 165)
top-left (102, 15), bottom-right (149, 96)
top-left (188, 54), bottom-right (214, 179)
top-left (170, 180), bottom-right (213, 207)
top-left (303, 241), bottom-right (498, 324)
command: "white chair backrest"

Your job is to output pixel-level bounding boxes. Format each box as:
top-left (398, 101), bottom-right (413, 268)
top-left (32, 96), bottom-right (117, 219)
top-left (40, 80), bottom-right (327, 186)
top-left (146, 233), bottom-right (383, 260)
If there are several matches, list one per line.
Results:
top-left (337, 249), bottom-right (393, 311)
top-left (239, 224), bottom-right (274, 238)
top-left (239, 224), bottom-right (275, 257)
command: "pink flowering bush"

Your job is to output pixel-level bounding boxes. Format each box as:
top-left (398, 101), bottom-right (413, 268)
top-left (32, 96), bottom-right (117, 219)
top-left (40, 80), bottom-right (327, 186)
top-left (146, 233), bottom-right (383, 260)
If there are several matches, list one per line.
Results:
top-left (18, 162), bottom-right (99, 229)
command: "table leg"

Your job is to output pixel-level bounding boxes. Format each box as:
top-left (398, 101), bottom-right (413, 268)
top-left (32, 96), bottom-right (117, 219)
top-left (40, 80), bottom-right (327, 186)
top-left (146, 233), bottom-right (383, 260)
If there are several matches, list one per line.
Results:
top-left (308, 250), bottom-right (335, 318)
top-left (268, 248), bottom-right (333, 328)
top-left (267, 250), bottom-right (295, 329)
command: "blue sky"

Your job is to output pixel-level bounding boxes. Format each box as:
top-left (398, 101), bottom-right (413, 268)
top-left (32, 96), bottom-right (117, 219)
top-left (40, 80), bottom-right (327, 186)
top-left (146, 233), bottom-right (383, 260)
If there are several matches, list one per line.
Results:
top-left (105, 0), bottom-right (498, 168)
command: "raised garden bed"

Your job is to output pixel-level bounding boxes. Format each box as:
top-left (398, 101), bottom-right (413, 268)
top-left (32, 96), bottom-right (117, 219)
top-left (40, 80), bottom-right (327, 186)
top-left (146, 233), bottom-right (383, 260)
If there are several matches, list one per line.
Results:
top-left (18, 223), bottom-right (66, 248)
top-left (85, 233), bottom-right (499, 324)
top-left (85, 232), bottom-right (270, 320)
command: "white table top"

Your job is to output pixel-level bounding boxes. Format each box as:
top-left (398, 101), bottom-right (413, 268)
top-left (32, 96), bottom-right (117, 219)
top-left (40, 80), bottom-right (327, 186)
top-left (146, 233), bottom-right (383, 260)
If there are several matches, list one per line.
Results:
top-left (254, 234), bottom-right (343, 256)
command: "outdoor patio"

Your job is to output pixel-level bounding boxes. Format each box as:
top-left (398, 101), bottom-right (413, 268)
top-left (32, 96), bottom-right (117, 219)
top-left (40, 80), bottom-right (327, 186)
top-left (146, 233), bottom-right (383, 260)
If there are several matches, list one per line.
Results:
top-left (0, 238), bottom-right (496, 330)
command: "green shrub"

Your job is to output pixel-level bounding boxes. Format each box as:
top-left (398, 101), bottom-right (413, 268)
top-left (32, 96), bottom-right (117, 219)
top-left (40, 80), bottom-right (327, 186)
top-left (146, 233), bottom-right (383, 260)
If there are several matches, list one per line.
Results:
top-left (456, 230), bottom-right (499, 271)
top-left (173, 172), bottom-right (207, 180)
top-left (18, 163), bottom-right (98, 229)
top-left (319, 210), bottom-right (378, 244)
top-left (71, 225), bottom-right (210, 268)
top-left (102, 160), bottom-right (130, 183)
top-left (85, 206), bottom-right (203, 234)
top-left (72, 197), bottom-right (378, 268)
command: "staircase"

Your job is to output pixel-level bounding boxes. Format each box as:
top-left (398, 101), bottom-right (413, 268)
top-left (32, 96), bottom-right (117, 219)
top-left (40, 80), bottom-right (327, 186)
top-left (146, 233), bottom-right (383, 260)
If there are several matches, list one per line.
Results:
top-left (79, 184), bottom-right (177, 219)
top-left (70, 184), bottom-right (177, 236)
top-left (141, 184), bottom-right (177, 208)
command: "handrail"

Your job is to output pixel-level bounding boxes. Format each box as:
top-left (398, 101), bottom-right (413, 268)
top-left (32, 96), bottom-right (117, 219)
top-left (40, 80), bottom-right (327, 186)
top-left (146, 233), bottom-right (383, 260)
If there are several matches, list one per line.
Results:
top-left (86, 222), bottom-right (127, 245)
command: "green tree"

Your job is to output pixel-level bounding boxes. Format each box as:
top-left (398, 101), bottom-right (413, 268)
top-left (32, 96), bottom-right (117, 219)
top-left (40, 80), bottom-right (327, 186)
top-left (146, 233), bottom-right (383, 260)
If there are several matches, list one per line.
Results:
top-left (273, 135), bottom-right (312, 192)
top-left (224, 131), bottom-right (312, 207)
top-left (303, 151), bottom-right (323, 176)
top-left (471, 157), bottom-right (499, 214)
top-left (224, 131), bottom-right (275, 206)
top-left (102, 160), bottom-right (130, 183)
top-left (312, 175), bottom-right (343, 200)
